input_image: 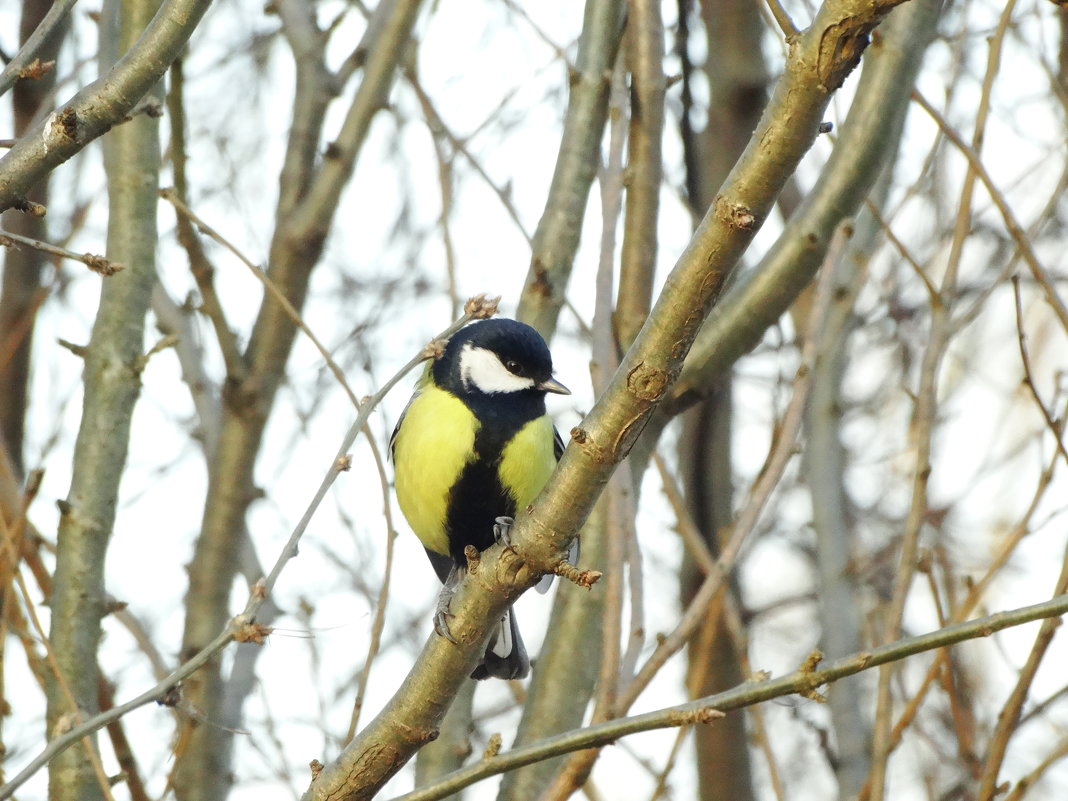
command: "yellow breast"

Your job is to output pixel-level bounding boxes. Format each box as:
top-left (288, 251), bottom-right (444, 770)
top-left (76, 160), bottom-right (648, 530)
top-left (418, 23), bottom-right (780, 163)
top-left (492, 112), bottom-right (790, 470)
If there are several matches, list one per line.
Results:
top-left (499, 415), bottom-right (558, 511)
top-left (392, 384), bottom-right (478, 556)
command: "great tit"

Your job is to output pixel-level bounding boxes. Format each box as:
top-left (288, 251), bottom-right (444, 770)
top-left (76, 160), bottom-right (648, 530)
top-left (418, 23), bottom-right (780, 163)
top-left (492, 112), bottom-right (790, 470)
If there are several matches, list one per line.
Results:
top-left (390, 318), bottom-right (569, 680)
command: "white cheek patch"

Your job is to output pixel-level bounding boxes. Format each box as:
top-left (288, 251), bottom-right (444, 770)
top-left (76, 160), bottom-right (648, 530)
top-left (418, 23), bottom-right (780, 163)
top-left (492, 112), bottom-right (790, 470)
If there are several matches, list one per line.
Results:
top-left (459, 344), bottom-right (536, 394)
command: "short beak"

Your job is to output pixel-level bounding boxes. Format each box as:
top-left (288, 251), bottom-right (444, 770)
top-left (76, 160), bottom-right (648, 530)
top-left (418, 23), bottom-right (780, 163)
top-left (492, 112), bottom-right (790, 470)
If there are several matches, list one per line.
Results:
top-left (537, 376), bottom-right (571, 395)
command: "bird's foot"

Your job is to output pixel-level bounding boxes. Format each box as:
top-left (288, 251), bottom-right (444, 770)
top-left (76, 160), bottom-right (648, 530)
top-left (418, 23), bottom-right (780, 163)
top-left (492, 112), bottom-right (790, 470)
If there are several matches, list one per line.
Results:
top-left (433, 566), bottom-right (463, 644)
top-left (493, 516), bottom-right (515, 547)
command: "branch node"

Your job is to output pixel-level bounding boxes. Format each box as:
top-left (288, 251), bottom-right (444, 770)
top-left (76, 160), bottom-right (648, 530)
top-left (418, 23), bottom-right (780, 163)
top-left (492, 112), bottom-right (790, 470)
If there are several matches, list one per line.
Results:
top-left (464, 544), bottom-right (480, 574)
top-left (677, 706), bottom-right (726, 725)
top-left (798, 649), bottom-right (827, 702)
top-left (13, 198), bottom-right (47, 217)
top-left (17, 58), bottom-right (56, 80)
top-left (714, 196), bottom-right (757, 230)
top-left (233, 621), bottom-right (272, 645)
top-left (57, 338), bottom-right (88, 358)
top-left (482, 732), bottom-right (502, 759)
top-left (157, 684), bottom-right (181, 708)
top-left (463, 293), bottom-right (500, 319)
top-left (84, 253), bottom-right (124, 276)
top-left (554, 560), bottom-right (602, 589)
top-left (422, 338), bottom-right (448, 360)
top-left (137, 333), bottom-right (179, 371)
top-left (570, 426), bottom-right (610, 463)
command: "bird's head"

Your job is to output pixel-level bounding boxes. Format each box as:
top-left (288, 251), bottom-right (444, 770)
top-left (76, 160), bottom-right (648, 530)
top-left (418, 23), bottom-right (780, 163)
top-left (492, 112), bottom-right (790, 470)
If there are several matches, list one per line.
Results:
top-left (433, 318), bottom-right (570, 398)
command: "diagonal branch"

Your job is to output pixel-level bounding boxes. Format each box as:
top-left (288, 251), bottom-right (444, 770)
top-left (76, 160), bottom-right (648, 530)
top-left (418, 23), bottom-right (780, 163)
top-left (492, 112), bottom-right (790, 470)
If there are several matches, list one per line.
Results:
top-left (303, 0), bottom-right (910, 798)
top-left (389, 592), bottom-right (1068, 801)
top-left (0, 0), bottom-right (213, 213)
top-left (516, 0), bottom-right (626, 338)
top-left (0, 303), bottom-right (484, 801)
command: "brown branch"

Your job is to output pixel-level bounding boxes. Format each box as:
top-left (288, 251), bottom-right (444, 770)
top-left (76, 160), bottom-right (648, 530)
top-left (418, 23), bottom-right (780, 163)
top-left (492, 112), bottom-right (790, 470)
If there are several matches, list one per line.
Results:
top-left (516, 0), bottom-right (627, 338)
top-left (389, 593), bottom-right (1068, 801)
top-left (1011, 276), bottom-right (1068, 467)
top-left (159, 188), bottom-right (362, 409)
top-left (976, 551), bottom-right (1068, 797)
top-left (615, 0), bottom-right (666, 349)
top-left (912, 90), bottom-right (1068, 336)
top-left (163, 58), bottom-right (246, 383)
top-left (0, 307), bottom-right (480, 800)
top-left (541, 62), bottom-right (631, 797)
top-left (0, 0), bottom-right (214, 213)
top-left (868, 8), bottom-right (1015, 796)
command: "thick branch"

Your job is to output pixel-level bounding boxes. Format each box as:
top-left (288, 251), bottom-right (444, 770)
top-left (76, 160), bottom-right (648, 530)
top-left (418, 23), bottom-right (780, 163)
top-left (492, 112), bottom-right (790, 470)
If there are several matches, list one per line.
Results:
top-left (46, 0), bottom-right (162, 797)
top-left (0, 0), bottom-right (212, 212)
top-left (516, 0), bottom-right (626, 338)
top-left (615, 0), bottom-right (665, 349)
top-left (305, 0), bottom-right (909, 798)
top-left (665, 0), bottom-right (941, 412)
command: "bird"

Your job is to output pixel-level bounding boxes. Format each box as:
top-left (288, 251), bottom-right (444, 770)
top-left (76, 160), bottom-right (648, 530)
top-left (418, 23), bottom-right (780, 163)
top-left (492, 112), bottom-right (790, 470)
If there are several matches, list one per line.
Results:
top-left (390, 318), bottom-right (569, 680)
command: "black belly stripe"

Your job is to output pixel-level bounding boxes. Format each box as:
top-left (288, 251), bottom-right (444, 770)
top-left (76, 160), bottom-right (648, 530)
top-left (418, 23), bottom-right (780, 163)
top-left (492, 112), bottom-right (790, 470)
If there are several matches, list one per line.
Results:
top-left (444, 459), bottom-right (516, 564)
top-left (443, 399), bottom-right (541, 566)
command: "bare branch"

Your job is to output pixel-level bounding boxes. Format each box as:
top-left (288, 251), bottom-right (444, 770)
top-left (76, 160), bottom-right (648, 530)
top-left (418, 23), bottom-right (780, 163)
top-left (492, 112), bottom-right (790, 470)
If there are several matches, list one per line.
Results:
top-left (516, 0), bottom-right (627, 338)
top-left (0, 0), bottom-right (214, 213)
top-left (0, 307), bottom-right (478, 800)
top-left (389, 593), bottom-right (1068, 801)
top-left (0, 229), bottom-right (122, 275)
top-left (0, 0), bottom-right (77, 98)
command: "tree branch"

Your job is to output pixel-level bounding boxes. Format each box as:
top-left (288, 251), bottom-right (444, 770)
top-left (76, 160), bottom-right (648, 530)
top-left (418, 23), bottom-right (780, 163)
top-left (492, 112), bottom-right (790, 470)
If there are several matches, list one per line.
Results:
top-left (389, 592), bottom-right (1068, 801)
top-left (0, 305), bottom-right (484, 801)
top-left (516, 0), bottom-right (626, 338)
top-left (46, 0), bottom-right (162, 797)
top-left (0, 0), bottom-right (213, 213)
top-left (304, 0), bottom-right (911, 797)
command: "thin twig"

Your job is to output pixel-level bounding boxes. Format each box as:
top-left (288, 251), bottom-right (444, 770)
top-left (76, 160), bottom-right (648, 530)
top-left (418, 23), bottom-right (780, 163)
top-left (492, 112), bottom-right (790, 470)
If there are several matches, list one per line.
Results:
top-left (0, 0), bottom-right (78, 98)
top-left (388, 592), bottom-right (1068, 801)
top-left (913, 91), bottom-right (1068, 336)
top-left (0, 229), bottom-right (122, 275)
top-left (0, 300), bottom-right (493, 800)
top-left (164, 58), bottom-right (246, 382)
top-left (976, 544), bottom-right (1068, 798)
top-left (345, 431), bottom-right (400, 741)
top-left (1011, 275), bottom-right (1068, 467)
top-left (855, 426), bottom-right (1065, 801)
top-left (763, 0), bottom-right (801, 39)
top-left (159, 188), bottom-right (361, 408)
top-left (405, 69), bottom-right (533, 246)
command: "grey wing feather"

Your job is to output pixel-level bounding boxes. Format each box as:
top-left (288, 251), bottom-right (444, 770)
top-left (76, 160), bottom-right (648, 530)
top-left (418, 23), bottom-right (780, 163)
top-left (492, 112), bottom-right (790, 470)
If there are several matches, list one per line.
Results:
top-left (388, 391), bottom-right (419, 461)
top-left (535, 425), bottom-right (572, 594)
top-left (553, 426), bottom-right (565, 460)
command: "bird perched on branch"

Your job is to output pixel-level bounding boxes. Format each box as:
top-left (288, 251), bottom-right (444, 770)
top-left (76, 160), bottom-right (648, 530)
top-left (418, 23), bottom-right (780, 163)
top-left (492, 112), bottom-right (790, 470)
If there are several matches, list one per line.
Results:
top-left (390, 318), bottom-right (569, 679)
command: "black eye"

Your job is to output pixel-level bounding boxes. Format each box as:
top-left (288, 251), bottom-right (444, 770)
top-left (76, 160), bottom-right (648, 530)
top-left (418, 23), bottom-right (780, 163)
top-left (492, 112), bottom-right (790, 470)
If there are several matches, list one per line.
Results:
top-left (504, 359), bottom-right (524, 376)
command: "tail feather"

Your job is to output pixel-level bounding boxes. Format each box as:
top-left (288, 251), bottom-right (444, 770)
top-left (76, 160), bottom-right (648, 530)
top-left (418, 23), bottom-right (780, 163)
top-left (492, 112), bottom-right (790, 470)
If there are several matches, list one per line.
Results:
top-left (471, 607), bottom-right (529, 680)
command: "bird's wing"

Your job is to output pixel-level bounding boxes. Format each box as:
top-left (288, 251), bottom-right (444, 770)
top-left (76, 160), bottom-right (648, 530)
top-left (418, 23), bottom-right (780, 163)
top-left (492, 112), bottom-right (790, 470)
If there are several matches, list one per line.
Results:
top-left (388, 373), bottom-right (428, 461)
top-left (424, 547), bottom-right (454, 583)
top-left (387, 402), bottom-right (409, 462)
top-left (553, 425), bottom-right (566, 461)
top-left (533, 425), bottom-right (574, 595)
